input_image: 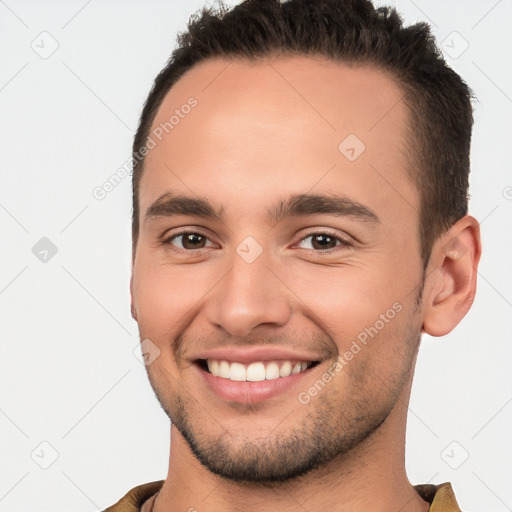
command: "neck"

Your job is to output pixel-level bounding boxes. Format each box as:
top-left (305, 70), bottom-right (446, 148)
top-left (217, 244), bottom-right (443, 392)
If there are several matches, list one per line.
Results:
top-left (154, 373), bottom-right (429, 512)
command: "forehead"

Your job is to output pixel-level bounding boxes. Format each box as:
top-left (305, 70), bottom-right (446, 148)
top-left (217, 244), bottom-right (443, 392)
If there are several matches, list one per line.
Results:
top-left (140, 56), bottom-right (417, 225)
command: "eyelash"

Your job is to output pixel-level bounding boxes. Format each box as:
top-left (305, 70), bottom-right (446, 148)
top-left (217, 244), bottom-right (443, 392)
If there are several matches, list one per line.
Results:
top-left (161, 229), bottom-right (354, 254)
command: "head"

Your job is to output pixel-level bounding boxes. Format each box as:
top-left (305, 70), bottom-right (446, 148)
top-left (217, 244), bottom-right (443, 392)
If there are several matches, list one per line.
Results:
top-left (129, 0), bottom-right (481, 483)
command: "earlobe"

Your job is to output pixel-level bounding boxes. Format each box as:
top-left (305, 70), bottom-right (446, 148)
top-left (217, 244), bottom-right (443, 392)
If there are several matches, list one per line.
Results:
top-left (422, 215), bottom-right (481, 337)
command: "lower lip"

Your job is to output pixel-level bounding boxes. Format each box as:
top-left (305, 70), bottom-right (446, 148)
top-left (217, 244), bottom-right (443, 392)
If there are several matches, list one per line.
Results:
top-left (195, 362), bottom-right (315, 404)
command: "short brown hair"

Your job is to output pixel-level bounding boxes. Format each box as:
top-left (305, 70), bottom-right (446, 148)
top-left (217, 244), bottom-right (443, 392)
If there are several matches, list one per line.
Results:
top-left (131, 0), bottom-right (475, 268)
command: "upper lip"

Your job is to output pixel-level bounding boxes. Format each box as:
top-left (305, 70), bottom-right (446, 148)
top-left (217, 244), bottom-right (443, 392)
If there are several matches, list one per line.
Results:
top-left (191, 346), bottom-right (322, 365)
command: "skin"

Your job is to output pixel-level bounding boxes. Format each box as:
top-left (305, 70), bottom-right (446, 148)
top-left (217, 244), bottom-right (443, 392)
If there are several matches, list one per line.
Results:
top-left (130, 56), bottom-right (481, 511)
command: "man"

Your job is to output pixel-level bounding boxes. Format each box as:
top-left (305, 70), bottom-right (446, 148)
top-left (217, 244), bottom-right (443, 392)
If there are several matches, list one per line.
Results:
top-left (105, 0), bottom-right (481, 510)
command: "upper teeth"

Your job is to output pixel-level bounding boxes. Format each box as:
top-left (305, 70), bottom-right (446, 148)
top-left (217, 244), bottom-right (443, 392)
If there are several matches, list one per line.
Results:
top-left (206, 359), bottom-right (311, 382)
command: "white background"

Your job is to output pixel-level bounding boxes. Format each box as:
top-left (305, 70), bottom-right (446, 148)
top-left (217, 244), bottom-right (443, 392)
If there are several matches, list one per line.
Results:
top-left (0, 0), bottom-right (511, 510)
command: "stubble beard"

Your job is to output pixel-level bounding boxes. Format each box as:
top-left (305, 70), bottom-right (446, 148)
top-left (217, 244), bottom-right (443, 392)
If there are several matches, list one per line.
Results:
top-left (146, 327), bottom-right (421, 484)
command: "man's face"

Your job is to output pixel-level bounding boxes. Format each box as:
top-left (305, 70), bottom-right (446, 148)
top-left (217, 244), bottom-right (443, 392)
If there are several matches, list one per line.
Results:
top-left (131, 56), bottom-right (426, 482)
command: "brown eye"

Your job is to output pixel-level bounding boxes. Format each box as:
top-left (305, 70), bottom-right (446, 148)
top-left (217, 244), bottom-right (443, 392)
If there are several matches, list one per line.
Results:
top-left (163, 231), bottom-right (214, 251)
top-left (297, 232), bottom-right (352, 252)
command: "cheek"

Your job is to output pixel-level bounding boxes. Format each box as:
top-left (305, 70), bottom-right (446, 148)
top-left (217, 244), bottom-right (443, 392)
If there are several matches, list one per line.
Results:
top-left (291, 268), bottom-right (414, 374)
top-left (289, 264), bottom-right (403, 335)
top-left (327, 307), bottom-right (417, 411)
top-left (132, 263), bottom-right (206, 384)
top-left (132, 254), bottom-right (217, 340)
top-left (132, 272), bottom-right (172, 335)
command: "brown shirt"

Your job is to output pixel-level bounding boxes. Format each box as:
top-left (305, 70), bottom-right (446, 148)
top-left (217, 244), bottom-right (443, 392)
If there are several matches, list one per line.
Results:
top-left (102, 480), bottom-right (462, 511)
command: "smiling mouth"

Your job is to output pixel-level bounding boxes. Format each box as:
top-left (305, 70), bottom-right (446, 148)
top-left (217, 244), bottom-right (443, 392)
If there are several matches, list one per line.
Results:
top-left (196, 358), bottom-right (321, 382)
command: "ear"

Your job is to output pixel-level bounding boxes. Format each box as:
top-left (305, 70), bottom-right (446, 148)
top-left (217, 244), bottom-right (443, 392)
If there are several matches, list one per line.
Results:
top-left (130, 272), bottom-right (138, 321)
top-left (422, 215), bottom-right (482, 337)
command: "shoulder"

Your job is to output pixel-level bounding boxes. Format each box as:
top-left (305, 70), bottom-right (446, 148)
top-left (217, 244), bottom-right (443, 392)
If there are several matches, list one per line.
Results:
top-left (414, 482), bottom-right (462, 511)
top-left (102, 480), bottom-right (165, 512)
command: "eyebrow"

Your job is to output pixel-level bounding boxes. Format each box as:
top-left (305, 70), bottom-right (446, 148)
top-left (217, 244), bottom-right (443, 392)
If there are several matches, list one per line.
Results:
top-left (144, 191), bottom-right (380, 226)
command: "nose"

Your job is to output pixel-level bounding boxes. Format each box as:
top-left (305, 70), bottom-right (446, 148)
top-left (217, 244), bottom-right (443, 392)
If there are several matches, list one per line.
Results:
top-left (203, 249), bottom-right (293, 337)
